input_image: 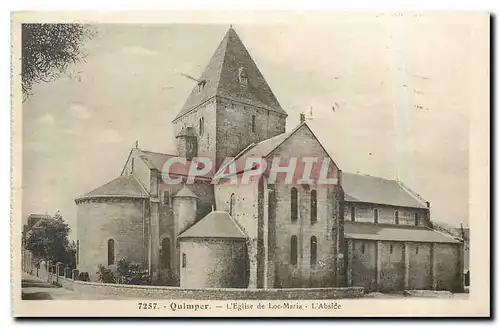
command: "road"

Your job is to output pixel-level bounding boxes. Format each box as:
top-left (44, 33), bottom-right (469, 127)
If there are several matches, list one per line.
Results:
top-left (21, 273), bottom-right (129, 300)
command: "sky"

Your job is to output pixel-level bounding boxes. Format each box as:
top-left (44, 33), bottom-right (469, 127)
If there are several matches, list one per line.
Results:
top-left (21, 13), bottom-right (488, 239)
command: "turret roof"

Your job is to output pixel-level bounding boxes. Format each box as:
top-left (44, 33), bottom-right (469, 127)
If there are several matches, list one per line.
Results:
top-left (178, 211), bottom-right (247, 239)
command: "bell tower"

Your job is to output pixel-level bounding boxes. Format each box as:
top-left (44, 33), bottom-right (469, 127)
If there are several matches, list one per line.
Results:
top-left (172, 26), bottom-right (288, 170)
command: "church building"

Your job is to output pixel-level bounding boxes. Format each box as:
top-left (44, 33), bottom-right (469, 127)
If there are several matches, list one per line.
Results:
top-left (75, 27), bottom-right (464, 292)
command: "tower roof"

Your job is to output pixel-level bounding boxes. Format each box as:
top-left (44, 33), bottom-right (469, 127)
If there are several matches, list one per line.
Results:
top-left (173, 186), bottom-right (199, 198)
top-left (178, 211), bottom-right (247, 239)
top-left (173, 27), bottom-right (287, 121)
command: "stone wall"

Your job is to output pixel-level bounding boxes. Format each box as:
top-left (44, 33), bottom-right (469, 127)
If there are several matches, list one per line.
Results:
top-left (173, 99), bottom-right (217, 166)
top-left (268, 124), bottom-right (342, 288)
top-left (156, 180), bottom-right (215, 285)
top-left (346, 239), bottom-right (463, 292)
top-left (215, 97), bottom-right (286, 169)
top-left (54, 275), bottom-right (364, 299)
top-left (215, 181), bottom-right (259, 287)
top-left (343, 202), bottom-right (429, 227)
top-left (76, 197), bottom-right (147, 281)
top-left (180, 238), bottom-right (248, 288)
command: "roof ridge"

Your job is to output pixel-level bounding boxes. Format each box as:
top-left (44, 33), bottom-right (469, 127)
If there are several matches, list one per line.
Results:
top-left (130, 173), bottom-right (150, 196)
top-left (212, 31), bottom-right (230, 99)
top-left (227, 212), bottom-right (249, 238)
top-left (140, 149), bottom-right (177, 157)
top-left (397, 179), bottom-right (428, 205)
top-left (343, 171), bottom-right (397, 182)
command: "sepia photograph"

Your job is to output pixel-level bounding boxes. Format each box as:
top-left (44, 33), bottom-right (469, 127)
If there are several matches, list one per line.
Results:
top-left (11, 11), bottom-right (489, 317)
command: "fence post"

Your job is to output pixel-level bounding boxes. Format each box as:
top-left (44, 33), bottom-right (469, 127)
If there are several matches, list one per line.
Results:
top-left (56, 262), bottom-right (63, 283)
top-left (47, 261), bottom-right (52, 283)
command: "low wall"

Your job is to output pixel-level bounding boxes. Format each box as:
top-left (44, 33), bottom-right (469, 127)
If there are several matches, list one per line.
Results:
top-left (55, 276), bottom-right (364, 300)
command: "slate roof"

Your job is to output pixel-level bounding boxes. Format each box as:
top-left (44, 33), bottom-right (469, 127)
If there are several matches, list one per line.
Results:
top-left (76, 175), bottom-right (149, 200)
top-left (344, 222), bottom-right (460, 244)
top-left (173, 27), bottom-right (287, 121)
top-left (342, 172), bottom-right (428, 209)
top-left (133, 149), bottom-right (214, 178)
top-left (178, 211), bottom-right (247, 239)
top-left (174, 186), bottom-right (199, 198)
top-left (137, 149), bottom-right (177, 171)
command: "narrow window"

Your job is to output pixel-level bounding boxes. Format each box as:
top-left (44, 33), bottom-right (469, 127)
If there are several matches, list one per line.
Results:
top-left (161, 238), bottom-right (171, 269)
top-left (291, 187), bottom-right (298, 222)
top-left (414, 212), bottom-right (419, 226)
top-left (374, 208), bottom-right (379, 224)
top-left (76, 240), bottom-right (79, 265)
top-left (351, 206), bottom-right (355, 222)
top-left (311, 190), bottom-right (317, 224)
top-left (389, 244), bottom-right (393, 254)
top-left (416, 245), bottom-right (419, 254)
top-left (107, 239), bottom-right (115, 265)
top-left (199, 117), bottom-right (204, 136)
top-left (290, 236), bottom-right (298, 265)
top-left (163, 191), bottom-right (170, 207)
top-left (229, 193), bottom-right (236, 216)
top-left (361, 242), bottom-right (365, 254)
top-left (238, 67), bottom-right (248, 85)
top-left (182, 253), bottom-right (187, 268)
top-left (251, 115), bottom-right (256, 133)
top-left (310, 236), bottom-right (317, 266)
top-left (395, 210), bottom-right (399, 224)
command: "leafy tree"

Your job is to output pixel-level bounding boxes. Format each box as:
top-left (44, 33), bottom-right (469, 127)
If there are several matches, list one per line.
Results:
top-left (21, 23), bottom-right (94, 99)
top-left (24, 211), bottom-right (75, 267)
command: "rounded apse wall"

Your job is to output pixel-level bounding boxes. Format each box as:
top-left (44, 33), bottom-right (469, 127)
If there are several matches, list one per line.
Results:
top-left (76, 197), bottom-right (147, 281)
top-left (180, 238), bottom-right (248, 288)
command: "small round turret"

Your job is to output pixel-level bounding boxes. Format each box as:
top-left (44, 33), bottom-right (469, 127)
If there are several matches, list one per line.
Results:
top-left (175, 126), bottom-right (197, 160)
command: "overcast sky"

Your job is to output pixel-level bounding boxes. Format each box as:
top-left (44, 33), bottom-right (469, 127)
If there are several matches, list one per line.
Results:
top-left (22, 13), bottom-right (488, 239)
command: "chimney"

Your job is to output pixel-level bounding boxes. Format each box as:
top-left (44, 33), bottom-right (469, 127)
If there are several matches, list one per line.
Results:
top-left (299, 113), bottom-right (306, 124)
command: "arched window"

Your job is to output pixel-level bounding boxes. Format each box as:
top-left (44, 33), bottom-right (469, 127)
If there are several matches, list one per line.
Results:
top-left (290, 235), bottom-right (298, 265)
top-left (310, 236), bottom-right (317, 266)
top-left (291, 187), bottom-right (298, 222)
top-left (310, 190), bottom-right (317, 224)
top-left (161, 238), bottom-right (171, 269)
top-left (395, 210), bottom-right (399, 224)
top-left (199, 117), bottom-right (204, 136)
top-left (229, 193), bottom-right (236, 216)
top-left (107, 239), bottom-right (115, 265)
top-left (163, 191), bottom-right (170, 207)
top-left (374, 208), bottom-right (378, 223)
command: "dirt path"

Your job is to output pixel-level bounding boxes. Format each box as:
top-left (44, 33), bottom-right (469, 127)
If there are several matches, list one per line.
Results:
top-left (21, 273), bottom-right (130, 300)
